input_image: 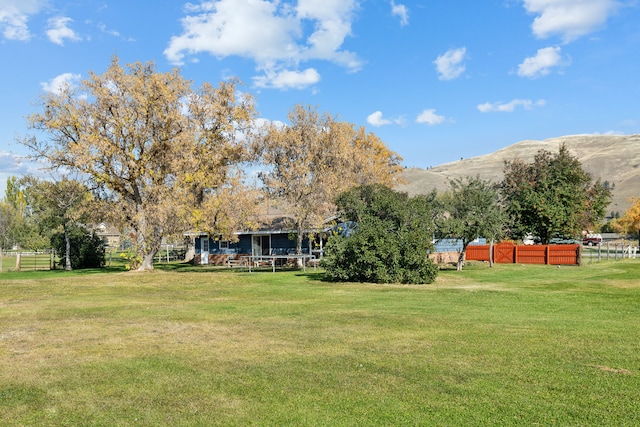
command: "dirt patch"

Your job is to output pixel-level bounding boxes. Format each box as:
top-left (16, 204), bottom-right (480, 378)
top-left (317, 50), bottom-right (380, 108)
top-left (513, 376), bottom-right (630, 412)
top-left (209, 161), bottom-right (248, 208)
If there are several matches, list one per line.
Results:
top-left (588, 364), bottom-right (633, 375)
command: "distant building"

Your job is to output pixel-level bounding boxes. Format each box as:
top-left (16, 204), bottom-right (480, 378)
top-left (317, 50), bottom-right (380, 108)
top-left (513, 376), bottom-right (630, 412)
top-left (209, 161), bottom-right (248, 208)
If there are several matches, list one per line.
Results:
top-left (94, 223), bottom-right (121, 248)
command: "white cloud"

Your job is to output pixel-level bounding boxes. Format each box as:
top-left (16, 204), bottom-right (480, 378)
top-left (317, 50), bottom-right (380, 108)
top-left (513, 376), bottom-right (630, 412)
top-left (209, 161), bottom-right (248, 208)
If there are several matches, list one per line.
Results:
top-left (0, 152), bottom-right (46, 195)
top-left (46, 16), bottom-right (81, 45)
top-left (367, 111), bottom-right (392, 127)
top-left (253, 68), bottom-right (321, 90)
top-left (40, 72), bottom-right (81, 94)
top-left (0, 151), bottom-right (28, 174)
top-left (434, 47), bottom-right (467, 80)
top-left (367, 111), bottom-right (405, 127)
top-left (416, 109), bottom-right (446, 125)
top-left (518, 46), bottom-right (567, 78)
top-left (255, 117), bottom-right (287, 131)
top-left (0, 0), bottom-right (47, 41)
top-left (164, 1), bottom-right (300, 65)
top-left (523, 0), bottom-right (621, 42)
top-left (391, 1), bottom-right (409, 26)
top-left (164, 0), bottom-right (361, 90)
top-left (477, 99), bottom-right (546, 113)
top-left (97, 23), bottom-right (120, 38)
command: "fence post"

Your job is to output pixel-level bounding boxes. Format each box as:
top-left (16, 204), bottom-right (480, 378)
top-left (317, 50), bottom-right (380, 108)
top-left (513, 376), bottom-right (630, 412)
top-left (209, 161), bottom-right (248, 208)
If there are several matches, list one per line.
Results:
top-left (489, 240), bottom-right (494, 267)
top-left (577, 245), bottom-right (582, 266)
top-left (545, 245), bottom-right (549, 265)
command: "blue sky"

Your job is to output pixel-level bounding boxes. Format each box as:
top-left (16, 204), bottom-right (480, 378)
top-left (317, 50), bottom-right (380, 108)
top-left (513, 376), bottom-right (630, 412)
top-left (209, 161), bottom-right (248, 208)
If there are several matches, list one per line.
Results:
top-left (1, 0), bottom-right (639, 193)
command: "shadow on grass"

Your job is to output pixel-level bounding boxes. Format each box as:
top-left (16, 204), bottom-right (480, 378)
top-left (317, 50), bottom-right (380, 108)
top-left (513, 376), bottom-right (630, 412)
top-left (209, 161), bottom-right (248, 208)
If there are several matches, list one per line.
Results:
top-left (0, 265), bottom-right (129, 280)
top-left (2, 261), bottom-right (331, 280)
top-left (295, 271), bottom-right (327, 282)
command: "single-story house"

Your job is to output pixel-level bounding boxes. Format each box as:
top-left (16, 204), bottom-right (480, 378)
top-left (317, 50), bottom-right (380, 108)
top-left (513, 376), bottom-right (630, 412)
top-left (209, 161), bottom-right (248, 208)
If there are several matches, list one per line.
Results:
top-left (432, 238), bottom-right (487, 253)
top-left (191, 218), bottom-right (330, 265)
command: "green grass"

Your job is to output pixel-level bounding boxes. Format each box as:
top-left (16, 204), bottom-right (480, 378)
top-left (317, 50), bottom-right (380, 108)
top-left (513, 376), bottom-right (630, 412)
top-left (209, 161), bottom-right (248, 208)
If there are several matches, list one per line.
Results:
top-left (1, 253), bottom-right (56, 272)
top-left (1, 261), bottom-right (639, 426)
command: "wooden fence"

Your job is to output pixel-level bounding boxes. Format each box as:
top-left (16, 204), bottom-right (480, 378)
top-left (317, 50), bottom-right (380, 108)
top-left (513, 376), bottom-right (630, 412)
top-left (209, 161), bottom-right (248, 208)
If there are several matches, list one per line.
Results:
top-left (0, 251), bottom-right (57, 272)
top-left (466, 242), bottom-right (581, 265)
top-left (582, 242), bottom-right (638, 262)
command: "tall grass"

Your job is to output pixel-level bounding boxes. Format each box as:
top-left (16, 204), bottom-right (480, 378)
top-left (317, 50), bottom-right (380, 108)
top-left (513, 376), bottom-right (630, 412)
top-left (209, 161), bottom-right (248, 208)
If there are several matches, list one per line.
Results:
top-left (1, 261), bottom-right (639, 426)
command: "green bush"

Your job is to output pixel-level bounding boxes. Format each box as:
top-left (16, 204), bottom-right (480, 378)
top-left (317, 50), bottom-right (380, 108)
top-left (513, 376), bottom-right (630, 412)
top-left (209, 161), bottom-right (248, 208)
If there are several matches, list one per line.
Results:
top-left (322, 185), bottom-right (439, 284)
top-left (52, 226), bottom-right (106, 269)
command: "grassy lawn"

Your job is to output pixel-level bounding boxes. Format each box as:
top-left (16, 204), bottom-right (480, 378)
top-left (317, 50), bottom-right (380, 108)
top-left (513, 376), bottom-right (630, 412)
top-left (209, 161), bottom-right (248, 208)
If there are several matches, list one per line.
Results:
top-left (1, 253), bottom-right (55, 272)
top-left (1, 261), bottom-right (639, 426)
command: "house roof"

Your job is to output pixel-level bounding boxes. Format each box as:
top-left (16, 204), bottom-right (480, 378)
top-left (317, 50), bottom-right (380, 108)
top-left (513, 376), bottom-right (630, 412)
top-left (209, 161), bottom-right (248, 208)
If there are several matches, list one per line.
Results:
top-left (186, 215), bottom-right (333, 238)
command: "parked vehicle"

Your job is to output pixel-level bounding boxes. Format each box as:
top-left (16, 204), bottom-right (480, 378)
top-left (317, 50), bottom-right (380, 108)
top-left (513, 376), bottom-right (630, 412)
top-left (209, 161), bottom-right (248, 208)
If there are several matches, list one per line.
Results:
top-left (549, 236), bottom-right (581, 245)
top-left (582, 234), bottom-right (602, 246)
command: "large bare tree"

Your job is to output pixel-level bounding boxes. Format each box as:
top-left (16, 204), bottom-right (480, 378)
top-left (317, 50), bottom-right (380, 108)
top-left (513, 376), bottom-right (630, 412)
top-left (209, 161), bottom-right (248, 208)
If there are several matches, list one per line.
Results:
top-left (23, 56), bottom-right (256, 270)
top-left (257, 104), bottom-right (404, 255)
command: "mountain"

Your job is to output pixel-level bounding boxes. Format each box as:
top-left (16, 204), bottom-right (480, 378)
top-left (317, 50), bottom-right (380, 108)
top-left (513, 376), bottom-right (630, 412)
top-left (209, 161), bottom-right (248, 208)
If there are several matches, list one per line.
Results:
top-left (396, 134), bottom-right (640, 214)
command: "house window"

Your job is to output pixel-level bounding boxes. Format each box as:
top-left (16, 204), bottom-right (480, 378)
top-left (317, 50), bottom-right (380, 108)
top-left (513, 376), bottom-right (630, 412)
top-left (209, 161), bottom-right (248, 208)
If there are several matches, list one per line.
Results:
top-left (219, 240), bottom-right (229, 249)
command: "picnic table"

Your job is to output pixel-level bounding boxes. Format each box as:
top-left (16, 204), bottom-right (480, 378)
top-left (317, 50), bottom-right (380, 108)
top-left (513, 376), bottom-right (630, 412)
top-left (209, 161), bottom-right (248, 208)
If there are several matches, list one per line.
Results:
top-left (241, 254), bottom-right (315, 272)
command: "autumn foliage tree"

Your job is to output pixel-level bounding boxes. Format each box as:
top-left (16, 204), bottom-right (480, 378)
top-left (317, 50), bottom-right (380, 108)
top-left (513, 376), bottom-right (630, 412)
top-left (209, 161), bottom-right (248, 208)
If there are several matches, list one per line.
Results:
top-left (257, 104), bottom-right (404, 254)
top-left (613, 198), bottom-right (640, 245)
top-left (23, 56), bottom-right (256, 270)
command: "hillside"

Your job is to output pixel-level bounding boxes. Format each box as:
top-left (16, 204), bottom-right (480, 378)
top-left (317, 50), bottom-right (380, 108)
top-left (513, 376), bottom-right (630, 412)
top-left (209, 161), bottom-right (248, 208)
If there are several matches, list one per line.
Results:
top-left (397, 134), bottom-right (640, 214)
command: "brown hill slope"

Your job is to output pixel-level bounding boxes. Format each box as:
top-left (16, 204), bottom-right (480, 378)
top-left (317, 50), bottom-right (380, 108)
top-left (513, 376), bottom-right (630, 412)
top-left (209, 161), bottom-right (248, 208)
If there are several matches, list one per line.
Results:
top-left (397, 134), bottom-right (640, 214)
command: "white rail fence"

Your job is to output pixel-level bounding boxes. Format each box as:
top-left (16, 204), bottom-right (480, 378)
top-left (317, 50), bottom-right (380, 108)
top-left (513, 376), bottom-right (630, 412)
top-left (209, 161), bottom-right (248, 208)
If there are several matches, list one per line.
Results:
top-left (582, 242), bottom-right (638, 262)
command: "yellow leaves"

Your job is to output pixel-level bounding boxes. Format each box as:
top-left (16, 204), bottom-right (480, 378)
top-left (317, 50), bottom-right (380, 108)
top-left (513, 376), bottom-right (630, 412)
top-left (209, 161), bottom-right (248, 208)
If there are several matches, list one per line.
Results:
top-left (258, 104), bottom-right (404, 236)
top-left (618, 197), bottom-right (640, 233)
top-left (351, 126), bottom-right (404, 187)
top-left (23, 55), bottom-right (258, 267)
top-left (196, 179), bottom-right (260, 241)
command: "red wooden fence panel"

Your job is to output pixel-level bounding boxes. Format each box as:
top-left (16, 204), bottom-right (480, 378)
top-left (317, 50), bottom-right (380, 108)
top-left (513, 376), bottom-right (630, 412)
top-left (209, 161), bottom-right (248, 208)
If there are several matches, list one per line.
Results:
top-left (515, 245), bottom-right (546, 264)
top-left (465, 245), bottom-right (490, 261)
top-left (494, 242), bottom-right (515, 264)
top-left (547, 244), bottom-right (581, 265)
top-left (462, 243), bottom-right (580, 265)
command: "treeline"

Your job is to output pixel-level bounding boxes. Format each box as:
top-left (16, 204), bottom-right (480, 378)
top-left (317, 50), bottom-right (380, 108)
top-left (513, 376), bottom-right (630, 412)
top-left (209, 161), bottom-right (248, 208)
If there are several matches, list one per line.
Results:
top-left (5, 55), bottom-right (638, 278)
top-left (15, 56), bottom-right (403, 271)
top-left (322, 145), bottom-right (615, 282)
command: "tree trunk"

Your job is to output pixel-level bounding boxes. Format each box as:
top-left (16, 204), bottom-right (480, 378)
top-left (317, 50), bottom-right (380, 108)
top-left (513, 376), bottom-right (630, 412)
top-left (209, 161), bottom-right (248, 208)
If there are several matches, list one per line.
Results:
top-left (64, 227), bottom-right (72, 271)
top-left (15, 252), bottom-right (21, 271)
top-left (133, 213), bottom-right (161, 271)
top-left (489, 239), bottom-right (494, 268)
top-left (183, 236), bottom-right (195, 263)
top-left (136, 237), bottom-right (161, 271)
top-left (295, 222), bottom-right (305, 267)
top-left (138, 252), bottom-right (156, 271)
top-left (456, 248), bottom-right (465, 271)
